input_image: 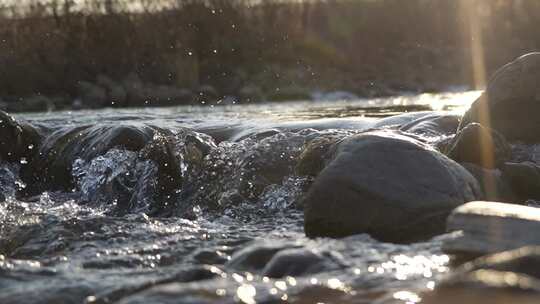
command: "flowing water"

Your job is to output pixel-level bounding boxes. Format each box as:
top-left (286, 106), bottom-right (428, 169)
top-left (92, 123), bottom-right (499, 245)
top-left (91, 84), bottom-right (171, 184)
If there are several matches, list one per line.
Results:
top-left (0, 91), bottom-right (482, 304)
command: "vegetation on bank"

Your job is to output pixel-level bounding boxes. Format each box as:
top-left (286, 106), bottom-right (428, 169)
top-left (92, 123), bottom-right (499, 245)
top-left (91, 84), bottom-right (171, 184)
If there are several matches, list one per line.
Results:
top-left (0, 0), bottom-right (539, 111)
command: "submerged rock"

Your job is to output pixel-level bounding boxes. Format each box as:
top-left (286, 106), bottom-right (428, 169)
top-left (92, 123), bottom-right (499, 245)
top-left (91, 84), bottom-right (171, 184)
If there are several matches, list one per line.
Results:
top-left (225, 242), bottom-right (299, 273)
top-left (423, 247), bottom-right (540, 304)
top-left (399, 112), bottom-right (460, 138)
top-left (371, 111), bottom-right (433, 129)
top-left (224, 241), bottom-right (345, 279)
top-left (443, 201), bottom-right (540, 259)
top-left (459, 52), bottom-right (540, 143)
top-left (446, 123), bottom-right (511, 169)
top-left (262, 248), bottom-right (345, 278)
top-left (303, 130), bottom-right (481, 243)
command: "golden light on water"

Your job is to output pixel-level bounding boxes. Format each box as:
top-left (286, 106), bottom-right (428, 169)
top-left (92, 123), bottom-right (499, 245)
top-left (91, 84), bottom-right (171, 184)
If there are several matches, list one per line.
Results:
top-left (393, 290), bottom-right (422, 303)
top-left (236, 284), bottom-right (257, 304)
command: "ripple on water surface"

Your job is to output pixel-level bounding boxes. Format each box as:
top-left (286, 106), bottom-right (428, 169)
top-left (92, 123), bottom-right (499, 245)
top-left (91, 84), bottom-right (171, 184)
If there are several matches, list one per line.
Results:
top-left (0, 92), bottom-right (484, 303)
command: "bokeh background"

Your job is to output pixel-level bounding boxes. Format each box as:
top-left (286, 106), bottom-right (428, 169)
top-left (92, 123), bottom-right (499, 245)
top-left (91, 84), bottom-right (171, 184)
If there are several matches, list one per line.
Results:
top-left (0, 0), bottom-right (538, 110)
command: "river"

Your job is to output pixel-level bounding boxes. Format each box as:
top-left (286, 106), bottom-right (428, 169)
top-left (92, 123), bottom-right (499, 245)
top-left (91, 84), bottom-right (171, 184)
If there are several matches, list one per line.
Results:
top-left (0, 91), bottom-right (481, 304)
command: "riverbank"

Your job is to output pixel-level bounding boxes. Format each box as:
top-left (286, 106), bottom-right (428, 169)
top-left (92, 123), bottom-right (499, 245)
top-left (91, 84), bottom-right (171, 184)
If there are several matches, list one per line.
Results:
top-left (2, 0), bottom-right (539, 112)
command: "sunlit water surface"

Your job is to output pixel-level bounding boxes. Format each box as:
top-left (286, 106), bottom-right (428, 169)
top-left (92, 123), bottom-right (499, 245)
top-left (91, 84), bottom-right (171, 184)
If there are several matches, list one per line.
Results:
top-left (0, 91), bottom-right (481, 304)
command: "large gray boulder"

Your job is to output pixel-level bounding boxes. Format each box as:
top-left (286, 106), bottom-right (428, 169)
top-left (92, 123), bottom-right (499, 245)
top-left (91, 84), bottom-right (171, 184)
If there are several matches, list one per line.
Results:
top-left (303, 131), bottom-right (481, 243)
top-left (459, 52), bottom-right (540, 143)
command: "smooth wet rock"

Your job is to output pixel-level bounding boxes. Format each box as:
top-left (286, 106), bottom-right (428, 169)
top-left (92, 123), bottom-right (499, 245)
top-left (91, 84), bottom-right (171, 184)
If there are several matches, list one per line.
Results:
top-left (423, 247), bottom-right (540, 304)
top-left (262, 248), bottom-right (345, 278)
top-left (459, 52), bottom-right (540, 143)
top-left (400, 113), bottom-right (460, 138)
top-left (235, 132), bottom-right (308, 200)
top-left (446, 123), bottom-right (511, 169)
top-left (295, 135), bottom-right (342, 177)
top-left (371, 111), bottom-right (433, 129)
top-left (303, 130), bottom-right (481, 243)
top-left (502, 162), bottom-right (540, 200)
top-left (462, 246), bottom-right (540, 278)
top-left (230, 128), bottom-right (282, 142)
top-left (443, 201), bottom-right (540, 259)
top-left (225, 242), bottom-right (299, 273)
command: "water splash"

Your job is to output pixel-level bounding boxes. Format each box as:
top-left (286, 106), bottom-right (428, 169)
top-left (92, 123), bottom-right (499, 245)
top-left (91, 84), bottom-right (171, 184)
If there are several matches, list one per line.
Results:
top-left (1, 93), bottom-right (489, 304)
top-left (72, 149), bottom-right (159, 213)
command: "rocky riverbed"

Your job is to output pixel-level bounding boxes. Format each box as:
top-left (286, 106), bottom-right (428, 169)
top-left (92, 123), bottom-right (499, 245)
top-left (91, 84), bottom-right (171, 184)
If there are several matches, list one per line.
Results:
top-left (2, 53), bottom-right (540, 303)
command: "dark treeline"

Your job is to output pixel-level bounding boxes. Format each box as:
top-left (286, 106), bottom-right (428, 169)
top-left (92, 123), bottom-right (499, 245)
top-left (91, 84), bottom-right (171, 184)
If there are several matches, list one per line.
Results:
top-left (0, 0), bottom-right (539, 110)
